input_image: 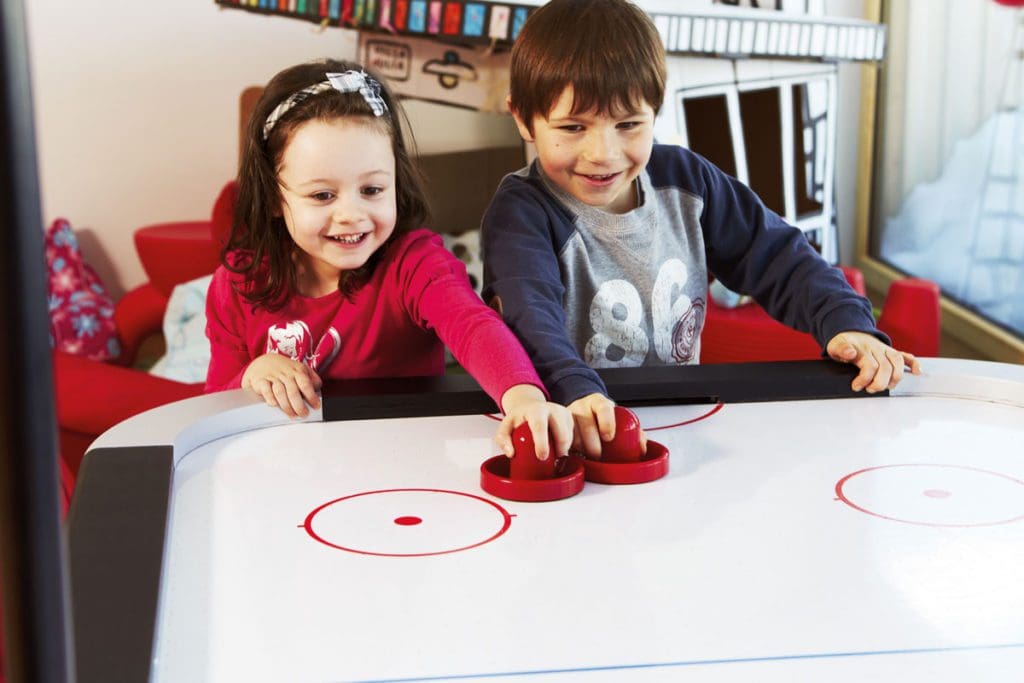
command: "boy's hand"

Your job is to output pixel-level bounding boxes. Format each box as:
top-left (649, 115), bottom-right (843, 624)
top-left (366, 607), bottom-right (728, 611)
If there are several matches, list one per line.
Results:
top-left (497, 384), bottom-right (574, 461)
top-left (826, 331), bottom-right (922, 393)
top-left (567, 393), bottom-right (648, 459)
top-left (241, 353), bottom-right (322, 418)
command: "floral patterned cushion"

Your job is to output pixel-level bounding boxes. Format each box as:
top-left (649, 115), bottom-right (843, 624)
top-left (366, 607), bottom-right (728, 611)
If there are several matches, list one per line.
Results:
top-left (45, 218), bottom-right (121, 361)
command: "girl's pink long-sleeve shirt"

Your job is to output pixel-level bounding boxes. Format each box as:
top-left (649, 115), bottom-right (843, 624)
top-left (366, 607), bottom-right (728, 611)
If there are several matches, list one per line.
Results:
top-left (205, 229), bottom-right (544, 407)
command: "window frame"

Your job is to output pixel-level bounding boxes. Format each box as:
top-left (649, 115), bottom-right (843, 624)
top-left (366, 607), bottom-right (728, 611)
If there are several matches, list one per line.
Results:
top-left (853, 0), bottom-right (1024, 362)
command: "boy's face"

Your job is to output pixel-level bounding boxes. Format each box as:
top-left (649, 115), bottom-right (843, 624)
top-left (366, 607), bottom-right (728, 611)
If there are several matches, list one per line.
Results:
top-left (512, 86), bottom-right (655, 214)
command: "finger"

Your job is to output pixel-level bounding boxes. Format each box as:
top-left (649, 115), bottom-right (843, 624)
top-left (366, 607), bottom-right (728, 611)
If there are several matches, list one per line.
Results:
top-left (271, 380), bottom-right (298, 418)
top-left (886, 350), bottom-right (905, 389)
top-left (850, 353), bottom-right (878, 392)
top-left (283, 377), bottom-right (309, 418)
top-left (864, 351), bottom-right (892, 394)
top-left (903, 352), bottom-right (922, 375)
top-left (530, 413), bottom-right (551, 461)
top-left (595, 400), bottom-right (617, 442)
top-left (495, 415), bottom-right (515, 457)
top-left (551, 412), bottom-right (574, 456)
top-left (297, 371), bottom-right (321, 410)
top-left (254, 378), bottom-right (277, 407)
top-left (829, 335), bottom-right (858, 362)
top-left (573, 410), bottom-right (603, 458)
top-left (639, 428), bottom-right (648, 456)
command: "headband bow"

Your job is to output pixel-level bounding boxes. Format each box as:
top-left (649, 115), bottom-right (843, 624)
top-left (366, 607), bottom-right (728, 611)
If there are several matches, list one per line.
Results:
top-left (262, 70), bottom-right (388, 140)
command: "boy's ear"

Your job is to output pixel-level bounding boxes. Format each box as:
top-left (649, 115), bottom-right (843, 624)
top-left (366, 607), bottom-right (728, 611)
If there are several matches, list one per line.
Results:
top-left (508, 96), bottom-right (535, 143)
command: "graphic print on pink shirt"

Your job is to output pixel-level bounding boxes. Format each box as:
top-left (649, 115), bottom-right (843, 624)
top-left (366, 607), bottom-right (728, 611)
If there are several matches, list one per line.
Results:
top-left (265, 321), bottom-right (342, 374)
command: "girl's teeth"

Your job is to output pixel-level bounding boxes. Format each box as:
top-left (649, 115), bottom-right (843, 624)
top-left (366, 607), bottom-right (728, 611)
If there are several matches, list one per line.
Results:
top-left (332, 234), bottom-right (364, 244)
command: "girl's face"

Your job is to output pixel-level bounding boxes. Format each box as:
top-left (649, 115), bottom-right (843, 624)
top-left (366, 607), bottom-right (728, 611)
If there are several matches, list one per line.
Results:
top-left (513, 85), bottom-right (655, 215)
top-left (276, 117), bottom-right (397, 297)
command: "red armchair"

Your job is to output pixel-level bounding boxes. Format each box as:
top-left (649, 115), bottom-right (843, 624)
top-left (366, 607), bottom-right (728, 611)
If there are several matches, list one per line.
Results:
top-left (53, 183), bottom-right (235, 479)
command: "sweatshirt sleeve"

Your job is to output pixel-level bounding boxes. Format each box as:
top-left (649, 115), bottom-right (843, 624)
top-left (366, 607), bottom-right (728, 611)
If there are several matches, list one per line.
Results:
top-left (481, 180), bottom-right (608, 405)
top-left (397, 232), bottom-right (547, 409)
top-left (204, 266), bottom-right (251, 392)
top-left (690, 151), bottom-right (888, 349)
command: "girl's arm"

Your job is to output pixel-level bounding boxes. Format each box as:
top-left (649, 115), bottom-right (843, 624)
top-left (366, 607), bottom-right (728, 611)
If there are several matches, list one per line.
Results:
top-left (204, 267), bottom-right (253, 392)
top-left (204, 268), bottom-right (322, 416)
top-left (399, 233), bottom-right (573, 459)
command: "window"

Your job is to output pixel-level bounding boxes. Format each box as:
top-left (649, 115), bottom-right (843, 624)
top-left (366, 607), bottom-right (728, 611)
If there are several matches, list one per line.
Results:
top-left (677, 70), bottom-right (837, 260)
top-left (857, 0), bottom-right (1024, 361)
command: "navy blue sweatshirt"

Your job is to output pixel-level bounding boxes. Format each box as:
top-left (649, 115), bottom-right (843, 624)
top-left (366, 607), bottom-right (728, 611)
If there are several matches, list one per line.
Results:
top-left (482, 144), bottom-right (884, 404)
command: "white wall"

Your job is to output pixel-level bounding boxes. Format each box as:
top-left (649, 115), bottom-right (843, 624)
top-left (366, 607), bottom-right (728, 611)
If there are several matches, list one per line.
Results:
top-left (26, 0), bottom-right (868, 297)
top-left (25, 0), bottom-right (518, 298)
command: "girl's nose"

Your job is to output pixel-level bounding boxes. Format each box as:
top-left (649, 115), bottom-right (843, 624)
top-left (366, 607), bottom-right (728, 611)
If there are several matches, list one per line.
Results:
top-left (331, 197), bottom-right (362, 224)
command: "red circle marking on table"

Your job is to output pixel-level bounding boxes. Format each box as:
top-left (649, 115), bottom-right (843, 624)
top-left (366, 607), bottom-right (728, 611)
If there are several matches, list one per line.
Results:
top-left (835, 464), bottom-right (1024, 528)
top-left (303, 488), bottom-right (512, 557)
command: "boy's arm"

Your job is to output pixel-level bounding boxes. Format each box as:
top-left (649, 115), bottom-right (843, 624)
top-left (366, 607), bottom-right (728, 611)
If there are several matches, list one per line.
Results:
top-left (695, 154), bottom-right (884, 349)
top-left (481, 184), bottom-right (608, 405)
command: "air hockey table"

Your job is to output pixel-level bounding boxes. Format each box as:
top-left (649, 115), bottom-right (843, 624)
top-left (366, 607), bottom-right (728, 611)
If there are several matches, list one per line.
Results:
top-left (68, 358), bottom-right (1024, 683)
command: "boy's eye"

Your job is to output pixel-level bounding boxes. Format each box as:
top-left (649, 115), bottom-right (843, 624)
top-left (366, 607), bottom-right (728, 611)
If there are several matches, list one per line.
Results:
top-left (558, 124), bottom-right (583, 133)
top-left (617, 121), bottom-right (641, 130)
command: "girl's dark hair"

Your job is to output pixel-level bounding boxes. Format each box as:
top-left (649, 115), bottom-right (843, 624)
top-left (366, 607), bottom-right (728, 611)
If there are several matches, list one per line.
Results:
top-left (510, 0), bottom-right (666, 131)
top-left (228, 58), bottom-right (429, 310)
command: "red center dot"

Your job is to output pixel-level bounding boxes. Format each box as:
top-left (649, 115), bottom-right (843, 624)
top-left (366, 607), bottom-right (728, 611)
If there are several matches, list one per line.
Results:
top-left (393, 516), bottom-right (422, 526)
top-left (923, 489), bottom-right (952, 499)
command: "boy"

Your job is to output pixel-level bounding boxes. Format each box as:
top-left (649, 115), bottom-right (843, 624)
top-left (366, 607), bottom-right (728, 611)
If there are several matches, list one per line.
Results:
top-left (480, 0), bottom-right (921, 457)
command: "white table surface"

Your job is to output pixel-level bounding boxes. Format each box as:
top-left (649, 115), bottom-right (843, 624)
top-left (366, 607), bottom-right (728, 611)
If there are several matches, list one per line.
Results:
top-left (92, 358), bottom-right (1024, 682)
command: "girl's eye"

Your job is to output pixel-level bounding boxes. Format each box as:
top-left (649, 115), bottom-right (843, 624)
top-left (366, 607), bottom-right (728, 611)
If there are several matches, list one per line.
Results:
top-left (362, 186), bottom-right (384, 197)
top-left (311, 191), bottom-right (334, 202)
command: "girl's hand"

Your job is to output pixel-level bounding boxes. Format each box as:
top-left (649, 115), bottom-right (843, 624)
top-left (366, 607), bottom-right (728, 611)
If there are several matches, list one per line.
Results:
top-left (826, 331), bottom-right (922, 393)
top-left (496, 384), bottom-right (574, 462)
top-left (241, 353), bottom-right (323, 418)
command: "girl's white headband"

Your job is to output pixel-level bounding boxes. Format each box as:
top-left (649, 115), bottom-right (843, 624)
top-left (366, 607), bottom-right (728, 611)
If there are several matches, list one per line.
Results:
top-left (262, 70), bottom-right (388, 140)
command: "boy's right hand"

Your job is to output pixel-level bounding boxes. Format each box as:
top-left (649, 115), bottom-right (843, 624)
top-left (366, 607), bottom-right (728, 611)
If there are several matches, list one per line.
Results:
top-left (567, 393), bottom-right (648, 459)
top-left (241, 353), bottom-right (322, 419)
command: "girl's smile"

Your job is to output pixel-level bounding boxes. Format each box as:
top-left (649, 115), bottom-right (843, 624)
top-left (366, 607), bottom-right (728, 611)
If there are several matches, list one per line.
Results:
top-left (276, 117), bottom-right (397, 297)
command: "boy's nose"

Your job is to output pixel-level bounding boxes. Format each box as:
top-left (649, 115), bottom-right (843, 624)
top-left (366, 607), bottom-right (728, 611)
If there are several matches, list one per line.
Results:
top-left (583, 128), bottom-right (619, 163)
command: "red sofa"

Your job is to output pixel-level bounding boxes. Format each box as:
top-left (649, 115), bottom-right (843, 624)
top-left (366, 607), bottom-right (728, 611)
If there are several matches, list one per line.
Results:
top-left (53, 183), bottom-right (235, 479)
top-left (701, 267), bottom-right (940, 363)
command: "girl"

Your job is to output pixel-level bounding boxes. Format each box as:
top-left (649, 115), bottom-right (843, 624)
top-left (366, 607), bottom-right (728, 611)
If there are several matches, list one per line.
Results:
top-left (205, 59), bottom-right (571, 461)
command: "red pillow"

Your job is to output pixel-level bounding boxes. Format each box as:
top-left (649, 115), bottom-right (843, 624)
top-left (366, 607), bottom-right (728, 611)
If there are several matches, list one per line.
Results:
top-left (45, 218), bottom-right (122, 362)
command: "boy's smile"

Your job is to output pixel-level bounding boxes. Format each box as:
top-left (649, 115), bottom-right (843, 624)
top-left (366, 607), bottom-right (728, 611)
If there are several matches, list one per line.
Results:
top-left (512, 86), bottom-right (655, 214)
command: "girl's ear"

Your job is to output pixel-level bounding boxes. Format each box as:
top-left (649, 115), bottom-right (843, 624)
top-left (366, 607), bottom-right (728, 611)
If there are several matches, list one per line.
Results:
top-left (508, 96), bottom-right (535, 143)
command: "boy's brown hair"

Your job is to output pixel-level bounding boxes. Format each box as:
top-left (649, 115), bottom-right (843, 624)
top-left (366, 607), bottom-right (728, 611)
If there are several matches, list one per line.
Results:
top-left (509, 0), bottom-right (667, 132)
